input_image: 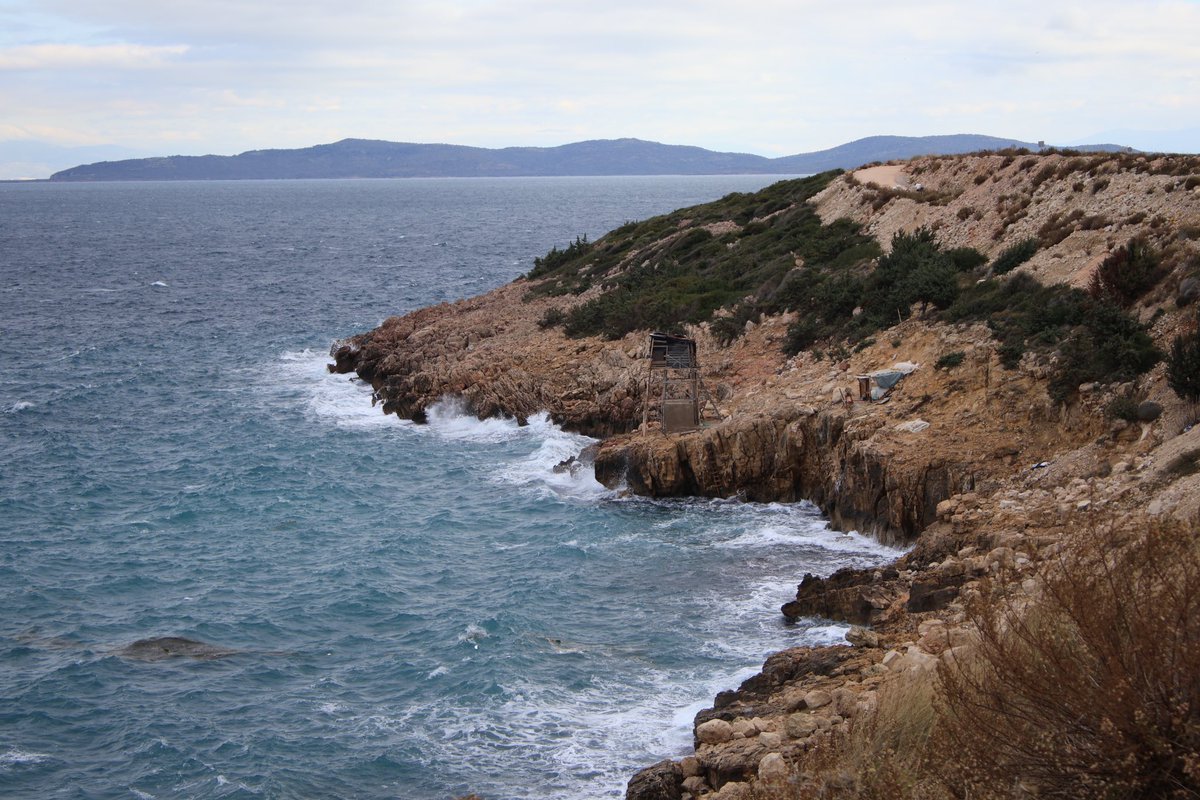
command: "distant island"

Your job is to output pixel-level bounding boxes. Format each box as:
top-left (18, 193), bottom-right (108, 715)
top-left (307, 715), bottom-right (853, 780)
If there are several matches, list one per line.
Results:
top-left (47, 135), bottom-right (1129, 182)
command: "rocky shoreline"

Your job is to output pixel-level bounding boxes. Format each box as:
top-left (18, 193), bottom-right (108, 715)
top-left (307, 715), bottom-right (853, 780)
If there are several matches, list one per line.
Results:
top-left (332, 150), bottom-right (1200, 799)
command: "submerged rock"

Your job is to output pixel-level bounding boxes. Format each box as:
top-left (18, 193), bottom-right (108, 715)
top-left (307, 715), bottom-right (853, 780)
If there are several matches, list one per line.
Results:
top-left (117, 636), bottom-right (241, 662)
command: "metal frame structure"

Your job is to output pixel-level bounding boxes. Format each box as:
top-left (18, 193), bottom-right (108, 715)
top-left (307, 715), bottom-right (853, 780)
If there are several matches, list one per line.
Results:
top-left (642, 332), bottom-right (721, 433)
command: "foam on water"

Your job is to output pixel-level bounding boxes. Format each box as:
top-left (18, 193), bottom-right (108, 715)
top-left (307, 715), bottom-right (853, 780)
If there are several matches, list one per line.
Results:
top-left (424, 396), bottom-right (525, 442)
top-left (275, 349), bottom-right (404, 431)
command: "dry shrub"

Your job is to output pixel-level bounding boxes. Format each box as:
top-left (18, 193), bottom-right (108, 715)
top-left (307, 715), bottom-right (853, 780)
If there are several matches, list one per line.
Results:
top-left (751, 672), bottom-right (951, 800)
top-left (937, 518), bottom-right (1200, 799)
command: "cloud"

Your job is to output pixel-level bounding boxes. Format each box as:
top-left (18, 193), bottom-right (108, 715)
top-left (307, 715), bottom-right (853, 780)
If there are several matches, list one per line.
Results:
top-left (1, 0), bottom-right (1197, 158)
top-left (0, 43), bottom-right (188, 70)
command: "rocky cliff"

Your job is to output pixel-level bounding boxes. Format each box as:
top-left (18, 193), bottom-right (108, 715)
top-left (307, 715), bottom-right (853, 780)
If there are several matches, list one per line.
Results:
top-left (333, 149), bottom-right (1200, 799)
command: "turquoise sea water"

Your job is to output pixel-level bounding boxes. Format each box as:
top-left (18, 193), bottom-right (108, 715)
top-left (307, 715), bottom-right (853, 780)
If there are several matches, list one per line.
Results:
top-left (0, 177), bottom-right (904, 800)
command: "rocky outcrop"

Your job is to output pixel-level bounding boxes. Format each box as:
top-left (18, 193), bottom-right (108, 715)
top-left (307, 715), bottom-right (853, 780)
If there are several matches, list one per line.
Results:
top-left (594, 408), bottom-right (976, 543)
top-left (328, 283), bottom-right (649, 438)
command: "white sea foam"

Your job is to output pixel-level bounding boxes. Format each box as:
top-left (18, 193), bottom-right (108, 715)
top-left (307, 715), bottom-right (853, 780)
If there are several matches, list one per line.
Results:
top-left (150, 281), bottom-right (168, 287)
top-left (457, 623), bottom-right (489, 649)
top-left (0, 748), bottom-right (50, 768)
top-left (4, 400), bottom-right (35, 414)
top-left (423, 396), bottom-right (522, 443)
top-left (275, 349), bottom-right (403, 431)
top-left (493, 412), bottom-right (609, 501)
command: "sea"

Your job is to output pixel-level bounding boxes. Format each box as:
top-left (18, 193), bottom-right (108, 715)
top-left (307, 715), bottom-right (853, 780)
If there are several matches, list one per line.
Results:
top-left (0, 176), bottom-right (905, 800)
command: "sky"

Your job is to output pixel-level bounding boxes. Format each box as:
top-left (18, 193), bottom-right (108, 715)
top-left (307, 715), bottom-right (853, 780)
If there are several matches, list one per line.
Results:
top-left (1, 0), bottom-right (1198, 178)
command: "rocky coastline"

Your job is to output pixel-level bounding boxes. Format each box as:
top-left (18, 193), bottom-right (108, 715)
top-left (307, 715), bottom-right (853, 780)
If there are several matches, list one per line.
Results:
top-left (331, 150), bottom-right (1200, 799)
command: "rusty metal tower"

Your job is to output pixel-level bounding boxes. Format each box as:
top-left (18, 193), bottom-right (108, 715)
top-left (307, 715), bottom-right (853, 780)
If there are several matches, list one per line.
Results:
top-left (642, 332), bottom-right (721, 433)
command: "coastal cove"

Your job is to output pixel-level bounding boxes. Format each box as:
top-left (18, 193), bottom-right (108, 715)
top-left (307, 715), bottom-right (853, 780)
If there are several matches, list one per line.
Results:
top-left (0, 176), bottom-right (908, 800)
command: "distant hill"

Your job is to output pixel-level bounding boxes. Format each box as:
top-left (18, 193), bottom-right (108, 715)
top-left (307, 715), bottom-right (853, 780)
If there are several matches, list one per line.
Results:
top-left (47, 135), bottom-right (1129, 182)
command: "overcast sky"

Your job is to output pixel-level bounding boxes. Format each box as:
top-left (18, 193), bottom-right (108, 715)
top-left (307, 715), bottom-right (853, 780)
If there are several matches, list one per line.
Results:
top-left (2, 0), bottom-right (1198, 177)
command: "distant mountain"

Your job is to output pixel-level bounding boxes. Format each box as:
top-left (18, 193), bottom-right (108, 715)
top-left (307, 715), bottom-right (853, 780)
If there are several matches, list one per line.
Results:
top-left (0, 140), bottom-right (145, 181)
top-left (47, 135), bottom-right (1129, 182)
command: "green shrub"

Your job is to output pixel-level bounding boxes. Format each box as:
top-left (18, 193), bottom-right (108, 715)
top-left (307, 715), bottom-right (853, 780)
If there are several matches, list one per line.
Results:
top-left (1089, 237), bottom-right (1164, 307)
top-left (1105, 394), bottom-right (1140, 421)
top-left (991, 238), bottom-right (1039, 275)
top-left (947, 273), bottom-right (1159, 397)
top-left (526, 235), bottom-right (590, 280)
top-left (783, 317), bottom-right (822, 356)
top-left (862, 228), bottom-right (959, 324)
top-left (536, 307), bottom-right (566, 330)
top-left (946, 247), bottom-right (987, 273)
top-left (935, 351), bottom-right (965, 370)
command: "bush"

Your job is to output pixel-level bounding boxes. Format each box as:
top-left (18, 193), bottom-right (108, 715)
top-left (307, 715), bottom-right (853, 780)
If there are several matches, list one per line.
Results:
top-left (991, 238), bottom-right (1039, 275)
top-left (536, 307), bottom-right (566, 330)
top-left (938, 519), bottom-right (1200, 799)
top-left (783, 317), bottom-right (822, 356)
top-left (1168, 307), bottom-right (1200, 402)
top-left (1089, 237), bottom-right (1164, 307)
top-left (1105, 394), bottom-right (1140, 421)
top-left (935, 351), bottom-right (965, 370)
top-left (946, 246), bottom-right (987, 273)
top-left (862, 228), bottom-right (959, 324)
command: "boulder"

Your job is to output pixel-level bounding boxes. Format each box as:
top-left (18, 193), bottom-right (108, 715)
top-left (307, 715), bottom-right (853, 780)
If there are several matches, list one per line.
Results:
top-left (701, 737), bottom-right (770, 788)
top-left (802, 689), bottom-right (832, 710)
top-left (785, 713), bottom-right (819, 738)
top-left (696, 718), bottom-right (734, 745)
top-left (1178, 276), bottom-right (1200, 307)
top-left (626, 759), bottom-right (682, 800)
top-left (1137, 401), bottom-right (1163, 422)
top-left (758, 752), bottom-right (790, 783)
top-left (845, 625), bottom-right (881, 648)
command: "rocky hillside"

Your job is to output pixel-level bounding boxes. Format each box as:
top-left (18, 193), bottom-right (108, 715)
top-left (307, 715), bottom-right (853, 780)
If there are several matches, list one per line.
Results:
top-left (331, 148), bottom-right (1200, 799)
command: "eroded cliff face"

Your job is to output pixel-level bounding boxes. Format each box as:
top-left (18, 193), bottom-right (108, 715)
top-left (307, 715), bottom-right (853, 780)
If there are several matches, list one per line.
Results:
top-left (593, 407), bottom-right (976, 544)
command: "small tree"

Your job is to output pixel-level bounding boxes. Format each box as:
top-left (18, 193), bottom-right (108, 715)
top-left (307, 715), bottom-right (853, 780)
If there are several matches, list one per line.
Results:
top-left (1168, 307), bottom-right (1200, 403)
